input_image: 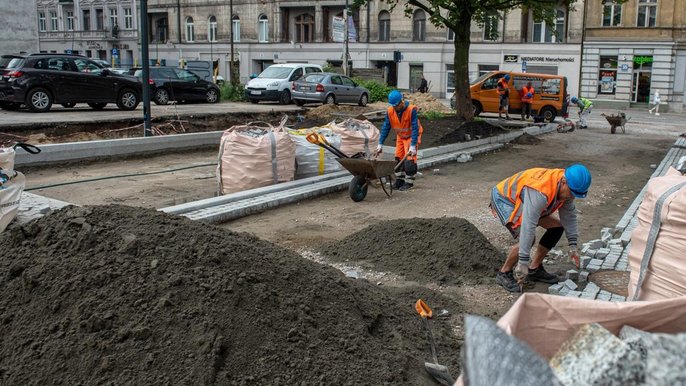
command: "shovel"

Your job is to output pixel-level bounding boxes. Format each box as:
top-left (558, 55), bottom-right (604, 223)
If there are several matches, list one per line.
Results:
top-left (414, 299), bottom-right (455, 386)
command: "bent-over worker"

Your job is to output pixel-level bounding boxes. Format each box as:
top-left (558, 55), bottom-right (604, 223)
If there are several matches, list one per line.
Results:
top-left (375, 90), bottom-right (423, 191)
top-left (490, 164), bottom-right (592, 292)
top-left (571, 96), bottom-right (593, 129)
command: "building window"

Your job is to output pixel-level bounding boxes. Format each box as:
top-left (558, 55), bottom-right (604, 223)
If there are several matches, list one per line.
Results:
top-left (598, 56), bottom-right (618, 95)
top-left (412, 9), bottom-right (426, 41)
top-left (109, 8), bottom-right (118, 29)
top-left (483, 12), bottom-right (499, 41)
top-left (82, 10), bottom-right (91, 31)
top-left (295, 14), bottom-right (314, 43)
top-left (258, 14), bottom-right (269, 42)
top-left (38, 12), bottom-right (46, 32)
top-left (96, 9), bottom-right (104, 30)
top-left (232, 15), bottom-right (240, 42)
top-left (533, 9), bottom-right (565, 43)
top-left (602, 1), bottom-right (622, 26)
top-left (185, 17), bottom-right (194, 42)
top-left (50, 11), bottom-right (58, 31)
top-left (208, 16), bottom-right (217, 42)
top-left (479, 64), bottom-right (499, 77)
top-left (66, 11), bottom-right (74, 31)
top-left (637, 0), bottom-right (657, 27)
top-left (378, 11), bottom-right (390, 42)
top-left (124, 8), bottom-right (133, 29)
top-left (447, 29), bottom-right (454, 41)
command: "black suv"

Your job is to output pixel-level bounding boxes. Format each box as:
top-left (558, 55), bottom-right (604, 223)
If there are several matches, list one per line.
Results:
top-left (0, 53), bottom-right (142, 112)
top-left (134, 67), bottom-right (220, 105)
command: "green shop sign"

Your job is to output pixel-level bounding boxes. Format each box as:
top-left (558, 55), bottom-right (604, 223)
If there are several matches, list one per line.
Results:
top-left (633, 56), bottom-right (653, 65)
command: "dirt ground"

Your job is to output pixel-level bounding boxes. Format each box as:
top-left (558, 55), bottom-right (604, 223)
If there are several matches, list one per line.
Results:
top-left (20, 121), bottom-right (679, 328)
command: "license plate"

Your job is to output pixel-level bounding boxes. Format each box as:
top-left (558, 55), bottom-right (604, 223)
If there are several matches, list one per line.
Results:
top-left (300, 86), bottom-right (309, 91)
top-left (250, 90), bottom-right (261, 95)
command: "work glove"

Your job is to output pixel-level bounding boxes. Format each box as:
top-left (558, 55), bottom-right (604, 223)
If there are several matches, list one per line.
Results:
top-left (513, 261), bottom-right (529, 283)
top-left (374, 144), bottom-right (382, 156)
top-left (569, 247), bottom-right (580, 268)
top-left (407, 145), bottom-right (417, 156)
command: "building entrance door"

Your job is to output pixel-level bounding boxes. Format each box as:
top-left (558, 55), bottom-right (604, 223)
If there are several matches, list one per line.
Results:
top-left (409, 65), bottom-right (423, 93)
top-left (631, 55), bottom-right (653, 103)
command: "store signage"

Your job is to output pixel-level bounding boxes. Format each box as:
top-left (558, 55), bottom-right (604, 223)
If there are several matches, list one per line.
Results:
top-left (520, 56), bottom-right (575, 63)
top-left (634, 56), bottom-right (653, 65)
top-left (503, 55), bottom-right (518, 63)
top-left (86, 40), bottom-right (102, 49)
top-left (620, 64), bottom-right (629, 72)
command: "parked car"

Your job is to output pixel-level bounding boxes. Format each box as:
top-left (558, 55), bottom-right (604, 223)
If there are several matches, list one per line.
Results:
top-left (134, 67), bottom-right (220, 105)
top-left (245, 63), bottom-right (322, 104)
top-left (291, 72), bottom-right (369, 107)
top-left (0, 53), bottom-right (142, 112)
top-left (91, 59), bottom-right (112, 68)
top-left (0, 55), bottom-right (24, 70)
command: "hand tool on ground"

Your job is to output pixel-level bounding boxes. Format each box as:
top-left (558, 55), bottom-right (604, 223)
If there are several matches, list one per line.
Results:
top-left (305, 132), bottom-right (348, 159)
top-left (414, 299), bottom-right (455, 386)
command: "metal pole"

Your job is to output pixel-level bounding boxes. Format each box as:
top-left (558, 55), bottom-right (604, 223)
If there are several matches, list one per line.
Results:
top-left (229, 0), bottom-right (236, 85)
top-left (343, 0), bottom-right (349, 76)
top-left (210, 38), bottom-right (214, 83)
top-left (140, 0), bottom-right (152, 136)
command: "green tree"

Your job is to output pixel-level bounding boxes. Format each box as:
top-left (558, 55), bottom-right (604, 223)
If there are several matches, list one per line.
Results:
top-left (353, 0), bottom-right (577, 120)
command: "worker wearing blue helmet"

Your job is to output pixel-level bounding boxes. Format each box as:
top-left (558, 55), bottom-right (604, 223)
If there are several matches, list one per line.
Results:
top-left (375, 90), bottom-right (424, 191)
top-left (490, 164), bottom-right (592, 292)
top-left (497, 74), bottom-right (511, 120)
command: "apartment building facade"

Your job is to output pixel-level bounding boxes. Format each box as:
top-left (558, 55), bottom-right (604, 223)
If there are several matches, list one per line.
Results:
top-left (36, 0), bottom-right (140, 67)
top-left (144, 0), bottom-right (585, 98)
top-left (581, 0), bottom-right (686, 111)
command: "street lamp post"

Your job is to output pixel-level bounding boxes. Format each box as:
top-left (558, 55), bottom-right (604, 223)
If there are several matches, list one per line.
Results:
top-left (229, 0), bottom-right (237, 85)
top-left (140, 0), bottom-right (152, 136)
top-left (343, 0), bottom-right (349, 77)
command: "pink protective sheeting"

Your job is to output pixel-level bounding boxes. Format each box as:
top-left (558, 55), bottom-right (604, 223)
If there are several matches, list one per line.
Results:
top-left (328, 118), bottom-right (379, 157)
top-left (628, 167), bottom-right (686, 301)
top-left (217, 121), bottom-right (295, 195)
top-left (455, 293), bottom-right (686, 386)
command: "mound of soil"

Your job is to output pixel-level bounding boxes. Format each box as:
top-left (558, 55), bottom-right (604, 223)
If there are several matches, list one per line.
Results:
top-left (512, 132), bottom-right (542, 145)
top-left (0, 205), bottom-right (461, 385)
top-left (319, 218), bottom-right (502, 285)
top-left (405, 92), bottom-right (452, 114)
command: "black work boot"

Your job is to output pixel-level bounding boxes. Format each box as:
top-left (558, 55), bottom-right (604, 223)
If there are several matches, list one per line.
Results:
top-left (392, 178), bottom-right (405, 189)
top-left (527, 265), bottom-right (559, 284)
top-left (496, 271), bottom-right (521, 292)
top-left (398, 182), bottom-right (414, 191)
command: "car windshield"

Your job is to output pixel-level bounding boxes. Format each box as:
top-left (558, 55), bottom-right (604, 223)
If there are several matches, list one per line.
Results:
top-left (304, 74), bottom-right (326, 83)
top-left (257, 67), bottom-right (292, 79)
top-left (471, 72), bottom-right (493, 85)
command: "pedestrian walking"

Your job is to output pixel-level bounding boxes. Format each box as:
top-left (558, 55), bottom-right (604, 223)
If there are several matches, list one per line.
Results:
top-left (649, 90), bottom-right (661, 116)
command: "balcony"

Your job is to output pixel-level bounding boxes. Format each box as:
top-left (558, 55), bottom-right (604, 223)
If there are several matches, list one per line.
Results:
top-left (39, 29), bottom-right (138, 42)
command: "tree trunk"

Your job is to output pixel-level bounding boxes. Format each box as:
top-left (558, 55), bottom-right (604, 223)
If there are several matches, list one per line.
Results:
top-left (453, 12), bottom-right (473, 121)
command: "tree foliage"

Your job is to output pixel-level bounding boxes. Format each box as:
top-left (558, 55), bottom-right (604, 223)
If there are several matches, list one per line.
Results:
top-left (353, 0), bottom-right (579, 121)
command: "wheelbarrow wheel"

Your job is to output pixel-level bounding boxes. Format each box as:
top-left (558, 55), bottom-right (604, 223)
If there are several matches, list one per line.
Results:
top-left (349, 175), bottom-right (368, 202)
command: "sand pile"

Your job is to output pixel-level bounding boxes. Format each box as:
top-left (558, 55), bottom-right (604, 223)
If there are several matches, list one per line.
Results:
top-left (0, 205), bottom-right (461, 385)
top-left (319, 218), bottom-right (502, 285)
top-left (405, 92), bottom-right (452, 113)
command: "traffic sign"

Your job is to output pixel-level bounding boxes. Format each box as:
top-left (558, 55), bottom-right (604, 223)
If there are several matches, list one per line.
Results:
top-left (65, 49), bottom-right (73, 54)
top-left (522, 60), bottom-right (527, 73)
top-left (112, 48), bottom-right (119, 57)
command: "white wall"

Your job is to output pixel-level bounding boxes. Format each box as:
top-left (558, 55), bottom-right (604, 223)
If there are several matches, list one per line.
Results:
top-left (0, 0), bottom-right (39, 53)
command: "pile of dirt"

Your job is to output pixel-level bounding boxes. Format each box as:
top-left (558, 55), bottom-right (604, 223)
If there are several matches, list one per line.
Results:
top-left (512, 132), bottom-right (542, 145)
top-left (319, 218), bottom-right (503, 285)
top-left (405, 92), bottom-right (452, 113)
top-left (0, 205), bottom-right (461, 385)
top-left (431, 120), bottom-right (506, 147)
top-left (304, 104), bottom-right (384, 121)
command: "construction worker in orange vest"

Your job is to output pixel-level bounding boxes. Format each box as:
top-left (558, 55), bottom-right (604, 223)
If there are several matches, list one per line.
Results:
top-left (489, 164), bottom-right (592, 292)
top-left (520, 81), bottom-right (535, 121)
top-left (497, 74), bottom-right (511, 120)
top-left (375, 90), bottom-right (424, 191)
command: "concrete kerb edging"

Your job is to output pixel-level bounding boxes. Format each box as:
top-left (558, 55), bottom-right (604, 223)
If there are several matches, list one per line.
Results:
top-left (549, 136), bottom-right (686, 302)
top-left (163, 124), bottom-right (558, 222)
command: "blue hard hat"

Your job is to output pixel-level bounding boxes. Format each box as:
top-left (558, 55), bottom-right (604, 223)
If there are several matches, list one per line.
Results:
top-left (526, 92), bottom-right (533, 98)
top-left (388, 90), bottom-right (403, 106)
top-left (571, 96), bottom-right (578, 104)
top-left (564, 164), bottom-right (592, 198)
top-left (504, 74), bottom-right (510, 81)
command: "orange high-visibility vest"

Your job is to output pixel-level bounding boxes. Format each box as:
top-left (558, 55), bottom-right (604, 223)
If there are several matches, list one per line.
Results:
top-left (521, 85), bottom-right (534, 103)
top-left (495, 168), bottom-right (566, 229)
top-left (387, 105), bottom-right (424, 140)
top-left (497, 78), bottom-right (509, 95)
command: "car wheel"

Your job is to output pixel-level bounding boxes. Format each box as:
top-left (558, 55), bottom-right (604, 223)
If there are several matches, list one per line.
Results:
top-left (206, 88), bottom-right (219, 103)
top-left (61, 102), bottom-right (76, 108)
top-left (540, 106), bottom-right (557, 122)
top-left (26, 88), bottom-right (53, 112)
top-left (325, 94), bottom-right (336, 105)
top-left (250, 99), bottom-right (259, 104)
top-left (88, 102), bottom-right (107, 110)
top-left (279, 90), bottom-right (291, 105)
top-left (117, 88), bottom-right (139, 110)
top-left (358, 93), bottom-right (368, 107)
top-left (0, 102), bottom-right (21, 111)
top-left (472, 100), bottom-right (483, 117)
top-left (154, 88), bottom-right (170, 105)
top-left (294, 100), bottom-right (305, 107)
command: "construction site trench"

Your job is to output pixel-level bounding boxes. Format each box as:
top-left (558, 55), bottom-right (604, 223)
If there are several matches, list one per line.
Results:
top-left (1, 105), bottom-right (682, 384)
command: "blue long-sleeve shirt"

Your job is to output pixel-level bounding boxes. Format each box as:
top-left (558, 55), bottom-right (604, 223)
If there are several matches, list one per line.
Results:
top-left (379, 101), bottom-right (420, 147)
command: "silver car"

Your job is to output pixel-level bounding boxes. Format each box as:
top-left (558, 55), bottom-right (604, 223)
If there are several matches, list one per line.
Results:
top-left (291, 72), bottom-right (369, 106)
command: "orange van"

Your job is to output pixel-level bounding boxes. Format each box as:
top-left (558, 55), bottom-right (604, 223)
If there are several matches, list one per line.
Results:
top-left (469, 71), bottom-right (569, 122)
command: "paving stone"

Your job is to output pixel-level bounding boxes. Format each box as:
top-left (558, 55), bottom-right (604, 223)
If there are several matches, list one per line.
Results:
top-left (583, 282), bottom-right (600, 298)
top-left (587, 264), bottom-right (601, 273)
top-left (596, 248), bottom-right (610, 258)
top-left (620, 232), bottom-right (632, 247)
top-left (548, 283), bottom-right (564, 295)
top-left (580, 291), bottom-right (597, 299)
top-left (589, 258), bottom-right (603, 266)
top-left (566, 290), bottom-right (582, 298)
top-left (580, 255), bottom-right (592, 269)
top-left (559, 286), bottom-right (571, 296)
top-left (563, 279), bottom-right (578, 291)
top-left (581, 244), bottom-right (591, 255)
top-left (616, 262), bottom-right (629, 271)
top-left (588, 239), bottom-right (604, 249)
top-left (586, 249), bottom-right (598, 257)
top-left (550, 323), bottom-right (644, 386)
top-left (610, 294), bottom-right (626, 302)
top-left (602, 261), bottom-right (615, 269)
top-left (565, 269), bottom-right (579, 281)
top-left (578, 271), bottom-right (589, 283)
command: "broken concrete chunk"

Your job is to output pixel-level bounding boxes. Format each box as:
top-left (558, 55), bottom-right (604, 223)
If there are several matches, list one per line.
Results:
top-left (550, 323), bottom-right (644, 386)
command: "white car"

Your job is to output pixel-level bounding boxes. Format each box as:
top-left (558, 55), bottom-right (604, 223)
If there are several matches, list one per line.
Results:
top-left (244, 63), bottom-right (322, 104)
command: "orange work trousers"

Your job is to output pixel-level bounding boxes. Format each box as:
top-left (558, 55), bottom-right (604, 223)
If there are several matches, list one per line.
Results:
top-left (394, 136), bottom-right (421, 162)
